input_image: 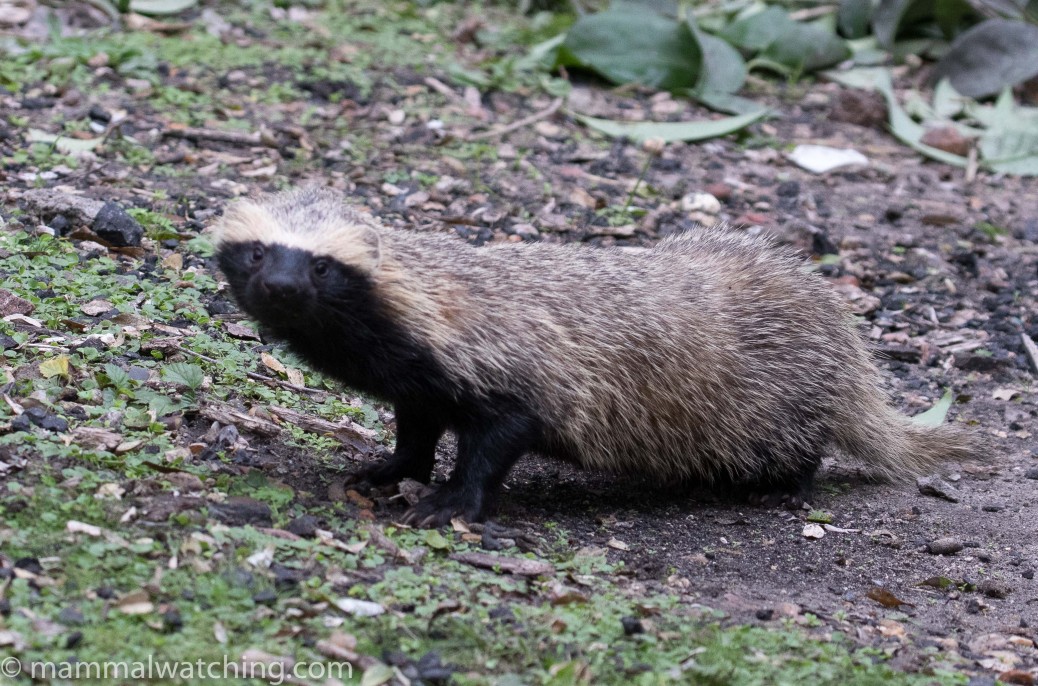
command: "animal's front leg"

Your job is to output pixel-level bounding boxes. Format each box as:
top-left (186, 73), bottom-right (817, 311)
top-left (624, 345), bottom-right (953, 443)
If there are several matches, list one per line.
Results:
top-left (346, 404), bottom-right (444, 486)
top-left (402, 414), bottom-right (537, 527)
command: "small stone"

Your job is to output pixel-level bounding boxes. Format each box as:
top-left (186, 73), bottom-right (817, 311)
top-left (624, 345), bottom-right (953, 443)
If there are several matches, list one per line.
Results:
top-left (917, 475), bottom-right (960, 502)
top-left (755, 608), bottom-right (774, 621)
top-left (58, 606), bottom-right (86, 626)
top-left (1023, 569), bottom-right (1034, 580)
top-left (1024, 468), bottom-right (1038, 480)
top-left (162, 607), bottom-right (183, 632)
top-left (977, 580), bottom-right (1012, 599)
top-left (92, 202), bottom-right (143, 247)
top-left (830, 89), bottom-right (887, 128)
top-left (208, 497), bottom-right (273, 527)
top-left (285, 514), bottom-right (319, 538)
top-left (927, 537), bottom-right (963, 555)
top-left (982, 504), bottom-right (1005, 512)
top-left (0, 288), bottom-right (35, 317)
top-left (252, 589), bottom-right (277, 605)
top-left (681, 192), bottom-right (721, 215)
top-left (920, 126), bottom-right (972, 157)
top-left (88, 104), bottom-right (112, 123)
top-left (620, 616), bottom-right (644, 635)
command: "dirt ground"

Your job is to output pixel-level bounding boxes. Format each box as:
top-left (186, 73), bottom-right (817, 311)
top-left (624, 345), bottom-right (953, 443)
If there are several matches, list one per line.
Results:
top-left (4, 3), bottom-right (1038, 679)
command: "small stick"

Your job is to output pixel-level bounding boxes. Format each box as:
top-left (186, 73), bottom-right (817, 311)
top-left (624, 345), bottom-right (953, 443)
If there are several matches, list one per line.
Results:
top-left (423, 77), bottom-right (466, 103)
top-left (1021, 333), bottom-right (1038, 375)
top-left (173, 344), bottom-right (330, 397)
top-left (466, 97), bottom-right (564, 141)
top-left (162, 126), bottom-right (277, 148)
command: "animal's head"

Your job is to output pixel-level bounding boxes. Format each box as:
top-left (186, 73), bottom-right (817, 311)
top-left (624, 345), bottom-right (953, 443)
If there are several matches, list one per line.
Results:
top-left (213, 187), bottom-right (383, 331)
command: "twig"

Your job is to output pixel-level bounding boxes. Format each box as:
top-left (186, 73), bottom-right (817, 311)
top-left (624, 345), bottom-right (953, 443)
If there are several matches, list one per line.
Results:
top-left (1021, 333), bottom-right (1038, 375)
top-left (173, 344), bottom-right (330, 397)
top-left (162, 126), bottom-right (277, 148)
top-left (423, 77), bottom-right (466, 103)
top-left (466, 97), bottom-right (564, 141)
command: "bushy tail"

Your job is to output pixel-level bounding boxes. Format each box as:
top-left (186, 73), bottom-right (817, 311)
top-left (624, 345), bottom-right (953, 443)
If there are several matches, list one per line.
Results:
top-left (833, 401), bottom-right (984, 481)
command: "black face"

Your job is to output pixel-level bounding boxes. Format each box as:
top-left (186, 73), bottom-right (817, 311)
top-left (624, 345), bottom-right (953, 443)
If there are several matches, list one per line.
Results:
top-left (216, 241), bottom-right (356, 333)
top-left (216, 240), bottom-right (451, 404)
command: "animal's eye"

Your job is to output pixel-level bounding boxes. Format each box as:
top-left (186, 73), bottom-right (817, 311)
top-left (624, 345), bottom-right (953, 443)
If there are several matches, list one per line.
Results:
top-left (312, 259), bottom-right (330, 278)
top-left (250, 245), bottom-right (265, 263)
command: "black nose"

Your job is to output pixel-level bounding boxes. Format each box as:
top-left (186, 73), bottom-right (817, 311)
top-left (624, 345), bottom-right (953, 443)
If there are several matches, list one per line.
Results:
top-left (261, 274), bottom-right (304, 301)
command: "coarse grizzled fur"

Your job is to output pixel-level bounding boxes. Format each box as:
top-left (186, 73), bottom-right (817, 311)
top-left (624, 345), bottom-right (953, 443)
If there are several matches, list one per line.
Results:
top-left (213, 186), bottom-right (979, 527)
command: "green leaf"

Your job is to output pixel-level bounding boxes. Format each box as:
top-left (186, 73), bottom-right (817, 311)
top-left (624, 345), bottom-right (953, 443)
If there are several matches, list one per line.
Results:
top-left (360, 664), bottom-right (395, 686)
top-left (933, 0), bottom-right (976, 38)
top-left (27, 129), bottom-right (103, 155)
top-left (978, 89), bottom-right (1038, 175)
top-left (687, 20), bottom-right (747, 96)
top-left (161, 362), bottom-right (204, 391)
top-left (516, 34), bottom-right (566, 73)
top-left (103, 363), bottom-right (132, 389)
top-left (129, 0), bottom-right (197, 15)
top-left (557, 7), bottom-right (702, 90)
top-left (719, 7), bottom-right (793, 52)
top-left (423, 530), bottom-right (450, 550)
top-left (760, 21), bottom-right (851, 72)
top-left (572, 108), bottom-right (769, 142)
top-left (838, 0), bottom-right (873, 39)
top-left (871, 0), bottom-right (948, 48)
top-left (933, 19), bottom-right (1038, 99)
top-left (912, 390), bottom-right (953, 428)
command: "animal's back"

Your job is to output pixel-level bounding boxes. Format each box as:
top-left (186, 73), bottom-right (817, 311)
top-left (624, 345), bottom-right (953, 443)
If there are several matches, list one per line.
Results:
top-left (383, 227), bottom-right (879, 484)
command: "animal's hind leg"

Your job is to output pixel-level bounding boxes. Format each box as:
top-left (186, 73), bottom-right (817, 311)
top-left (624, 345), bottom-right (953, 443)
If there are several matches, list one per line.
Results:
top-left (745, 452), bottom-right (822, 509)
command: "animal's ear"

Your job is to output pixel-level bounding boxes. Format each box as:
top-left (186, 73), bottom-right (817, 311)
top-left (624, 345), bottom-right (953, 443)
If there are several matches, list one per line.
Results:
top-left (361, 225), bottom-right (384, 271)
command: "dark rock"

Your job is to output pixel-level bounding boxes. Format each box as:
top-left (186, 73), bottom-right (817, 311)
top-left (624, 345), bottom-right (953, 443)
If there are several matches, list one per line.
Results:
top-left (927, 538), bottom-right (963, 555)
top-left (88, 104), bottom-right (112, 123)
top-left (981, 504), bottom-right (1004, 512)
top-left (0, 288), bottom-right (34, 317)
top-left (271, 563), bottom-right (307, 588)
top-left (128, 366), bottom-right (151, 382)
top-left (65, 631), bottom-right (83, 649)
top-left (1023, 569), bottom-right (1034, 580)
top-left (1025, 468), bottom-right (1038, 480)
top-left (830, 88), bottom-right (887, 128)
top-left (162, 606), bottom-right (183, 632)
top-left (811, 231), bottom-right (839, 257)
top-left (755, 608), bottom-right (775, 621)
top-left (285, 514), bottom-right (319, 538)
top-left (620, 616), bottom-right (644, 635)
top-left (14, 557), bottom-right (43, 575)
top-left (47, 214), bottom-right (72, 235)
top-left (92, 202), bottom-right (143, 247)
top-left (917, 475), bottom-right (960, 502)
top-left (0, 333), bottom-right (17, 350)
top-left (776, 181), bottom-right (800, 197)
top-left (252, 589), bottom-right (277, 605)
top-left (21, 96), bottom-right (56, 110)
top-left (977, 580), bottom-right (1011, 599)
top-left (208, 497), bottom-right (273, 527)
top-left (58, 606), bottom-right (86, 625)
top-left (95, 586), bottom-right (115, 599)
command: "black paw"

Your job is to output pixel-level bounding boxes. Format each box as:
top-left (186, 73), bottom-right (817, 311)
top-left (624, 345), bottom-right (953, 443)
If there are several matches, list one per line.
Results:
top-left (400, 487), bottom-right (484, 528)
top-left (345, 452), bottom-right (431, 489)
top-left (747, 490), bottom-right (810, 510)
